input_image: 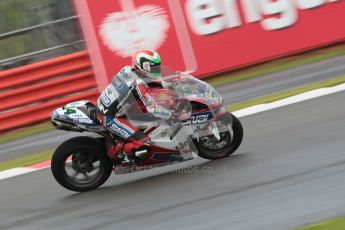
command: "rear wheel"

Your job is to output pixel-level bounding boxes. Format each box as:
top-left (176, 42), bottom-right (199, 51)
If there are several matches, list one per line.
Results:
top-left (194, 112), bottom-right (243, 160)
top-left (51, 136), bottom-right (113, 192)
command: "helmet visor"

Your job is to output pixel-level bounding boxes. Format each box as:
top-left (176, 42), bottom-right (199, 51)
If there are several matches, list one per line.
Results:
top-left (149, 65), bottom-right (161, 78)
top-left (151, 65), bottom-right (161, 74)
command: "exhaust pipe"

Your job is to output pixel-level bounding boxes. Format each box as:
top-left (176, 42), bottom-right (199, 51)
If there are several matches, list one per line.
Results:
top-left (52, 120), bottom-right (84, 132)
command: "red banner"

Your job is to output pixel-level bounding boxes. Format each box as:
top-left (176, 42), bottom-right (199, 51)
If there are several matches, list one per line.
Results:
top-left (74, 0), bottom-right (345, 90)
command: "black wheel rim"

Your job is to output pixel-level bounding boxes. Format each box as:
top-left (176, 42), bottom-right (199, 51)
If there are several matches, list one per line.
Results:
top-left (64, 150), bottom-right (103, 186)
top-left (197, 120), bottom-right (233, 152)
top-left (199, 132), bottom-right (229, 150)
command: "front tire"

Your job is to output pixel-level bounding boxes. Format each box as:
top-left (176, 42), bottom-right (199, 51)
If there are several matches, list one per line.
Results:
top-left (51, 136), bottom-right (113, 192)
top-left (195, 112), bottom-right (243, 160)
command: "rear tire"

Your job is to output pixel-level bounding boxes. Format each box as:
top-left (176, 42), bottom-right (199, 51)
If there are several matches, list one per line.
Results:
top-left (51, 136), bottom-right (113, 192)
top-left (195, 112), bottom-right (243, 160)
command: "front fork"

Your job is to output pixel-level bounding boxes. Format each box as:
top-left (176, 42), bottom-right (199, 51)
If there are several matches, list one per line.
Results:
top-left (208, 108), bottom-right (234, 141)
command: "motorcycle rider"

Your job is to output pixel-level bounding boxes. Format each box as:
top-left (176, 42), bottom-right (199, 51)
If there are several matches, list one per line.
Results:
top-left (96, 49), bottom-right (180, 162)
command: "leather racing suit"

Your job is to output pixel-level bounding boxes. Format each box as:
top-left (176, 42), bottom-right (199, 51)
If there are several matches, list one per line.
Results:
top-left (96, 66), bottom-right (174, 157)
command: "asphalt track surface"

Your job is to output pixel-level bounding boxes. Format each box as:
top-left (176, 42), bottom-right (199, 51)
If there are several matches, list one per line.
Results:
top-left (2, 55), bottom-right (345, 230)
top-left (1, 54), bottom-right (345, 162)
top-left (2, 86), bottom-right (345, 229)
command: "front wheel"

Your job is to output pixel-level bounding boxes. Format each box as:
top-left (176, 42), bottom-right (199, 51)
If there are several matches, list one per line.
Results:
top-left (194, 112), bottom-right (243, 160)
top-left (51, 136), bottom-right (113, 192)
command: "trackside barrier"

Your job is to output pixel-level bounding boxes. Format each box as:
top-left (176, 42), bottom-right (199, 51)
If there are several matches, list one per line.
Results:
top-left (74, 0), bottom-right (345, 89)
top-left (0, 51), bottom-right (98, 134)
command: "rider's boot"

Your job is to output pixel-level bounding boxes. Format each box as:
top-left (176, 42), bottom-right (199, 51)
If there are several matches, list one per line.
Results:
top-left (107, 136), bottom-right (151, 162)
top-left (107, 142), bottom-right (126, 163)
top-left (123, 135), bottom-right (151, 159)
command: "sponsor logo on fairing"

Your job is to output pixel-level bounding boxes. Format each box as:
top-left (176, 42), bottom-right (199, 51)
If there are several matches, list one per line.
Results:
top-left (70, 114), bottom-right (84, 118)
top-left (168, 111), bottom-right (213, 126)
top-left (73, 118), bottom-right (94, 125)
top-left (203, 99), bottom-right (217, 105)
top-left (151, 152), bottom-right (183, 161)
top-left (56, 115), bottom-right (68, 120)
top-left (153, 109), bottom-right (171, 118)
top-left (184, 113), bottom-right (211, 125)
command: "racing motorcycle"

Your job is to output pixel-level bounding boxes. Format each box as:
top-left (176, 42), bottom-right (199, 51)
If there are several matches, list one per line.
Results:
top-left (50, 67), bottom-right (243, 192)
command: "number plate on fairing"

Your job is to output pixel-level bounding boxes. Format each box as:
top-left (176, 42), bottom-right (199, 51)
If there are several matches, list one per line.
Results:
top-left (51, 100), bottom-right (100, 127)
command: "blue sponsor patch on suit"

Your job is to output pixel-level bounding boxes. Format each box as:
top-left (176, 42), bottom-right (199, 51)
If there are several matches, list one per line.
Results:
top-left (105, 116), bottom-right (134, 139)
top-left (112, 77), bottom-right (129, 97)
top-left (100, 91), bottom-right (111, 106)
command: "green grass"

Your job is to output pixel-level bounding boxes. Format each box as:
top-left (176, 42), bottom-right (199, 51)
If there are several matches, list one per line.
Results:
top-left (0, 123), bottom-right (53, 144)
top-left (206, 42), bottom-right (345, 87)
top-left (296, 215), bottom-right (345, 230)
top-left (227, 75), bottom-right (345, 112)
top-left (0, 149), bottom-right (53, 171)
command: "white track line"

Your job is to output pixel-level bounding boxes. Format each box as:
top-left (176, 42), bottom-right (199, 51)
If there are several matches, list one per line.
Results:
top-left (0, 168), bottom-right (37, 180)
top-left (1, 82), bottom-right (345, 181)
top-left (233, 82), bottom-right (345, 118)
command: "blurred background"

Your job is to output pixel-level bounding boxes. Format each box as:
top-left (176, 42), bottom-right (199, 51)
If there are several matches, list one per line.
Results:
top-left (1, 1), bottom-right (345, 229)
top-left (0, 0), bottom-right (83, 70)
top-left (1, 0), bottom-right (344, 134)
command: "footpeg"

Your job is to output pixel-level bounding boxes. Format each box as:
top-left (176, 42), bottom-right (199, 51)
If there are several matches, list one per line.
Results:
top-left (134, 149), bottom-right (148, 158)
top-left (116, 152), bottom-right (126, 160)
